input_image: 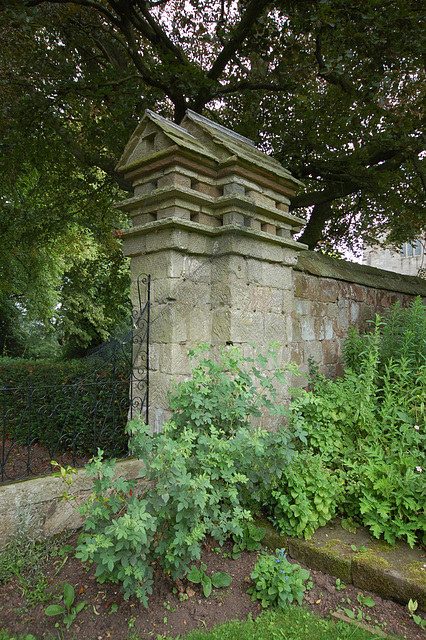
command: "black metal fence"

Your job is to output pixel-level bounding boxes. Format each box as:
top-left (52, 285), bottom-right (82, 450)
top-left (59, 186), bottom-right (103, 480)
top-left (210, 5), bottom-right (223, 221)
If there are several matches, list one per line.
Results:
top-left (0, 275), bottom-right (150, 484)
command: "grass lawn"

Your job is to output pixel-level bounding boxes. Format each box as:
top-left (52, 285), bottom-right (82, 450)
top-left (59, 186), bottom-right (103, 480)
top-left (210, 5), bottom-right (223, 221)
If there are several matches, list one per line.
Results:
top-left (182, 607), bottom-right (390, 640)
top-left (0, 606), bottom-right (396, 640)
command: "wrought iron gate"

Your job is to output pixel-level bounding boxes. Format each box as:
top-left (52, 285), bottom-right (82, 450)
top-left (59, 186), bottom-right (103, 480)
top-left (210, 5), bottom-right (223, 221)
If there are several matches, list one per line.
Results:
top-left (0, 274), bottom-right (150, 484)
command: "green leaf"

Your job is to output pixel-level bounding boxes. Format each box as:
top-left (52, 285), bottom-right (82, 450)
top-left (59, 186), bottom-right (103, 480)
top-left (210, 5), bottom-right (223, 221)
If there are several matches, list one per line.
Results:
top-left (201, 574), bottom-right (212, 598)
top-left (74, 600), bottom-right (88, 614)
top-left (63, 583), bottom-right (75, 610)
top-left (187, 566), bottom-right (202, 584)
top-left (45, 605), bottom-right (65, 617)
top-left (211, 572), bottom-right (232, 588)
top-left (343, 608), bottom-right (355, 620)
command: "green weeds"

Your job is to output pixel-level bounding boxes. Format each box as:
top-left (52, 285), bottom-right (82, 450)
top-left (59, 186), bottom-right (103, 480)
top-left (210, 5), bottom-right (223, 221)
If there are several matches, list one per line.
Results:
top-left (247, 548), bottom-right (312, 608)
top-left (284, 299), bottom-right (426, 548)
top-left (63, 343), bottom-right (306, 607)
top-left (408, 598), bottom-right (426, 629)
top-left (45, 582), bottom-right (87, 630)
top-left (0, 531), bottom-right (74, 608)
top-left (186, 563), bottom-right (232, 598)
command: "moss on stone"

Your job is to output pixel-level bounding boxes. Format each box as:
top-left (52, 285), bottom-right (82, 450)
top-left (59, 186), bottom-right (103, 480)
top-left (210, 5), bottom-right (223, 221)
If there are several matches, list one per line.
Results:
top-left (368, 539), bottom-right (395, 553)
top-left (403, 562), bottom-right (426, 588)
top-left (353, 550), bottom-right (391, 570)
top-left (288, 536), bottom-right (352, 582)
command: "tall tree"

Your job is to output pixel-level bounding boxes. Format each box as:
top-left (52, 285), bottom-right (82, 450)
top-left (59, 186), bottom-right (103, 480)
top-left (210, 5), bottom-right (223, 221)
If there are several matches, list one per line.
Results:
top-left (0, 0), bottom-right (425, 347)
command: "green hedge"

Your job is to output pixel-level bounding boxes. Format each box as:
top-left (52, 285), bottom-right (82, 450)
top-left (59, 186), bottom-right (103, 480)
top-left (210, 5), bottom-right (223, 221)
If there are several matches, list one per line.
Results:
top-left (0, 357), bottom-right (130, 458)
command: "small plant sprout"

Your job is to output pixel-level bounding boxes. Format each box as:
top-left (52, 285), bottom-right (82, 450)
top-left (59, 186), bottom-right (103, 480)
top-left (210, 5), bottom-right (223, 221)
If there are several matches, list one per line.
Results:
top-left (408, 598), bottom-right (426, 629)
top-left (45, 583), bottom-right (87, 630)
top-left (341, 592), bottom-right (375, 623)
top-left (248, 548), bottom-right (312, 608)
top-left (335, 578), bottom-right (346, 591)
top-left (357, 593), bottom-right (376, 608)
top-left (51, 461), bottom-right (78, 502)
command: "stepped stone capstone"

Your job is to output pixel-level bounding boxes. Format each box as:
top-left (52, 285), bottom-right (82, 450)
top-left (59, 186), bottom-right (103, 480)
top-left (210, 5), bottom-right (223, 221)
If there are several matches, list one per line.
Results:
top-left (116, 109), bottom-right (307, 243)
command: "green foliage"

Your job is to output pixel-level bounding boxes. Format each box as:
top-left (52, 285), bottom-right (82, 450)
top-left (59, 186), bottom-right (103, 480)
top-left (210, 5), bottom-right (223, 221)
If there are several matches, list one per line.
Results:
top-left (75, 452), bottom-right (157, 606)
top-left (168, 343), bottom-right (297, 435)
top-left (344, 442), bottom-right (426, 547)
top-left (0, 530), bottom-right (72, 585)
top-left (186, 563), bottom-right (232, 598)
top-left (247, 549), bottom-right (312, 608)
top-left (74, 344), bottom-right (305, 606)
top-left (183, 606), bottom-right (383, 640)
top-left (268, 452), bottom-right (344, 539)
top-left (0, 157), bottom-right (131, 357)
top-left (290, 300), bottom-right (426, 547)
top-left (344, 297), bottom-right (426, 380)
top-left (59, 248), bottom-right (131, 358)
top-left (231, 523), bottom-right (266, 559)
top-left (0, 531), bottom-right (73, 613)
top-left (408, 599), bottom-right (426, 630)
top-left (1, 1), bottom-right (424, 258)
top-left (0, 607), bottom-right (391, 640)
top-left (0, 357), bottom-right (129, 455)
top-left (45, 583), bottom-right (88, 630)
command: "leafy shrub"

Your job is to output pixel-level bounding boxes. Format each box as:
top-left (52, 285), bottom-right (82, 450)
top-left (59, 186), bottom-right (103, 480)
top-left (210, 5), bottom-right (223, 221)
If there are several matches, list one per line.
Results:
top-left (168, 342), bottom-right (298, 435)
top-left (74, 344), bottom-right (306, 605)
top-left (247, 548), bottom-right (312, 607)
top-left (344, 296), bottom-right (426, 380)
top-left (290, 300), bottom-right (426, 547)
top-left (268, 452), bottom-right (344, 539)
top-left (344, 430), bottom-right (426, 547)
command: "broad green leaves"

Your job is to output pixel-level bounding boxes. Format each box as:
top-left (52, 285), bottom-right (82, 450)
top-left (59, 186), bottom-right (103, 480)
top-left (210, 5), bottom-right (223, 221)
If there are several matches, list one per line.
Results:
top-left (73, 345), bottom-right (302, 605)
top-left (187, 563), bottom-right (232, 597)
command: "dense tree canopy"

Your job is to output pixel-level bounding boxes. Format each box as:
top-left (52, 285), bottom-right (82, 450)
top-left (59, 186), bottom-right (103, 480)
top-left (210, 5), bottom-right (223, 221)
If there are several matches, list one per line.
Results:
top-left (0, 0), bottom-right (425, 353)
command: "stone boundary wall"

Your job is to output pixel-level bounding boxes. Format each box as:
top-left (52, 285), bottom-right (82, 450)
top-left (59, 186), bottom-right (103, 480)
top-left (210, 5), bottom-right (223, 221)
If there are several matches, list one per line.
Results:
top-left (2, 254), bottom-right (426, 545)
top-left (0, 459), bottom-right (146, 547)
top-left (290, 251), bottom-right (426, 380)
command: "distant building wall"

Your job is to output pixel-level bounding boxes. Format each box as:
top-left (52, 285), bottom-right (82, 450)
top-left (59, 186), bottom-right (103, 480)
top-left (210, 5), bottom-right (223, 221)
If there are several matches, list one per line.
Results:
top-left (363, 239), bottom-right (426, 277)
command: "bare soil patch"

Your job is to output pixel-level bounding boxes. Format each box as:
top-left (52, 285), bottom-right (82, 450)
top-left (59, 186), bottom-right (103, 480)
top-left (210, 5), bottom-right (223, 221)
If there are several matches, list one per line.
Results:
top-left (0, 533), bottom-right (424, 640)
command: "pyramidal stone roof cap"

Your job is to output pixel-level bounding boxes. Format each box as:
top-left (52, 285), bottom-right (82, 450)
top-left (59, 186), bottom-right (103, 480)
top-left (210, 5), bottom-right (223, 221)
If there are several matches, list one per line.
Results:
top-left (117, 109), bottom-right (303, 187)
top-left (116, 110), bottom-right (219, 170)
top-left (182, 110), bottom-right (302, 186)
top-left (184, 109), bottom-right (256, 147)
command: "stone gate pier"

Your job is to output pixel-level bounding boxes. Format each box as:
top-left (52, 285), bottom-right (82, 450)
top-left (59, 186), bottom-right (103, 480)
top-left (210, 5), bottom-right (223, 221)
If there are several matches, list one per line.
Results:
top-left (115, 110), bottom-right (307, 430)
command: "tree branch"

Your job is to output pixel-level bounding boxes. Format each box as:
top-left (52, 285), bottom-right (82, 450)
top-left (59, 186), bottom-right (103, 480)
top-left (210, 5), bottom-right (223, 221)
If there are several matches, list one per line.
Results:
top-left (26, 0), bottom-right (120, 27)
top-left (411, 152), bottom-right (426, 193)
top-left (207, 0), bottom-right (271, 81)
top-left (297, 201), bottom-right (333, 250)
top-left (133, 0), bottom-right (187, 65)
top-left (290, 179), bottom-right (359, 211)
top-left (52, 122), bottom-right (132, 191)
top-left (216, 80), bottom-right (297, 94)
top-left (314, 30), bottom-right (356, 95)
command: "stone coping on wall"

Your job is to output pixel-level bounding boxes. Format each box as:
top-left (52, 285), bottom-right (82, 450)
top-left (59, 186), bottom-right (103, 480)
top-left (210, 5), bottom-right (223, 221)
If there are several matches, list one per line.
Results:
top-left (295, 251), bottom-right (426, 297)
top-left (0, 458), bottom-right (147, 546)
